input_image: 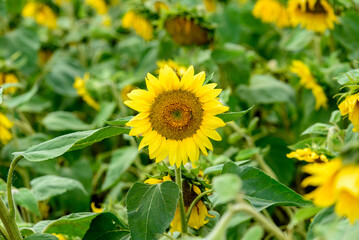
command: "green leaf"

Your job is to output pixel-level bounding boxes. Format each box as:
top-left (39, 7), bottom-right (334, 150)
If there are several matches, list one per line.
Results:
top-left (222, 162), bottom-right (311, 211)
top-left (288, 206), bottom-right (321, 228)
top-left (34, 212), bottom-right (101, 238)
top-left (242, 225), bottom-right (264, 240)
top-left (83, 212), bottom-right (130, 240)
top-left (42, 111), bottom-right (92, 131)
top-left (203, 160), bottom-right (250, 176)
top-left (330, 110), bottom-right (342, 124)
top-left (301, 123), bottom-right (331, 136)
top-left (127, 182), bottom-right (180, 240)
top-left (336, 69), bottom-right (359, 85)
top-left (5, 84), bottom-right (39, 109)
top-left (213, 174), bottom-right (242, 203)
top-left (280, 28), bottom-right (314, 51)
top-left (237, 75), bottom-right (295, 104)
top-left (16, 126), bottom-right (129, 162)
top-left (235, 148), bottom-right (260, 161)
top-left (14, 188), bottom-right (41, 216)
top-left (24, 233), bottom-right (58, 240)
top-left (106, 116), bottom-right (134, 126)
top-left (102, 146), bottom-right (138, 190)
top-left (92, 102), bottom-right (117, 127)
top-left (30, 175), bottom-right (87, 201)
top-left (218, 106), bottom-right (253, 123)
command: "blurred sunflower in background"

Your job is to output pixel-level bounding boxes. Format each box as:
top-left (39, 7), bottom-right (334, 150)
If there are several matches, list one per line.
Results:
top-left (252, 0), bottom-right (291, 28)
top-left (0, 113), bottom-right (14, 145)
top-left (338, 92), bottom-right (359, 132)
top-left (0, 73), bottom-right (18, 94)
top-left (22, 2), bottom-right (57, 29)
top-left (156, 60), bottom-right (187, 78)
top-left (288, 0), bottom-right (338, 33)
top-left (73, 73), bottom-right (100, 111)
top-left (122, 10), bottom-right (154, 41)
top-left (125, 65), bottom-right (228, 167)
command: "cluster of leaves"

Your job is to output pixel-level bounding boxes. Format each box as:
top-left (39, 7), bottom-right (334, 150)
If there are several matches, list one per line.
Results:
top-left (1, 0), bottom-right (359, 239)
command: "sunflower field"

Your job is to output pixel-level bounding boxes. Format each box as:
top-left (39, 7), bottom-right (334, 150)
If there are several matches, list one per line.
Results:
top-left (1, 0), bottom-right (359, 239)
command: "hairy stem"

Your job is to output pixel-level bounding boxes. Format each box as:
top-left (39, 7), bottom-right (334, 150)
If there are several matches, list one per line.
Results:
top-left (174, 165), bottom-right (188, 234)
top-left (7, 156), bottom-right (23, 219)
top-left (0, 199), bottom-right (22, 240)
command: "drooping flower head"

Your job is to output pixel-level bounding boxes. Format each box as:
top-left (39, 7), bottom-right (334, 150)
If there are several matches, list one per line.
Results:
top-left (252, 0), bottom-right (291, 28)
top-left (22, 2), bottom-right (57, 29)
top-left (290, 60), bottom-right (328, 110)
top-left (338, 92), bottom-right (359, 132)
top-left (145, 175), bottom-right (213, 232)
top-left (288, 0), bottom-right (338, 33)
top-left (125, 65), bottom-right (228, 167)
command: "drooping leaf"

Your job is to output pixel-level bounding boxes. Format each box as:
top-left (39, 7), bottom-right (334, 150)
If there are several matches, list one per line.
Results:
top-left (127, 181), bottom-right (180, 240)
top-left (102, 146), bottom-right (138, 190)
top-left (15, 127), bottom-right (129, 162)
top-left (30, 175), bottom-right (87, 201)
top-left (222, 162), bottom-right (311, 211)
top-left (14, 188), bottom-right (41, 216)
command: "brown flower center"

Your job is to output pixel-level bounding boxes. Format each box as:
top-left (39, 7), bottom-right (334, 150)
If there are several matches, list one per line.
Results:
top-left (149, 90), bottom-right (203, 140)
top-left (298, 1), bottom-right (327, 14)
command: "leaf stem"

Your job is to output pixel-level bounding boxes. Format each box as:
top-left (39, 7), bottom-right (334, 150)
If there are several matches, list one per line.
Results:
top-left (186, 189), bottom-right (213, 222)
top-left (0, 199), bottom-right (22, 240)
top-left (7, 155), bottom-right (23, 219)
top-left (174, 165), bottom-right (188, 234)
top-left (0, 224), bottom-right (10, 240)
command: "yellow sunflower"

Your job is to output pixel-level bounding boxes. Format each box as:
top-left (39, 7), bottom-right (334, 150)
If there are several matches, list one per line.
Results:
top-left (0, 113), bottom-right (14, 145)
top-left (252, 0), bottom-right (291, 28)
top-left (91, 202), bottom-right (104, 213)
top-left (73, 73), bottom-right (100, 111)
top-left (85, 0), bottom-right (108, 15)
top-left (145, 175), bottom-right (213, 232)
top-left (122, 11), bottom-right (153, 41)
top-left (338, 92), bottom-right (359, 132)
top-left (287, 148), bottom-right (328, 163)
top-left (288, 0), bottom-right (338, 33)
top-left (290, 60), bottom-right (328, 110)
top-left (0, 73), bottom-right (19, 94)
top-left (125, 65), bottom-right (228, 167)
top-left (22, 2), bottom-right (57, 29)
top-left (156, 60), bottom-right (187, 78)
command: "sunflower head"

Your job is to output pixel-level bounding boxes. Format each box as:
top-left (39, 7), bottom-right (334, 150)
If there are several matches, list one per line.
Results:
top-left (125, 65), bottom-right (228, 167)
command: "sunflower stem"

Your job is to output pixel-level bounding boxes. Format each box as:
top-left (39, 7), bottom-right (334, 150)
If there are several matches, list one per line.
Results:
top-left (174, 165), bottom-right (188, 234)
top-left (186, 189), bottom-right (213, 222)
top-left (7, 155), bottom-right (23, 220)
top-left (0, 199), bottom-right (22, 240)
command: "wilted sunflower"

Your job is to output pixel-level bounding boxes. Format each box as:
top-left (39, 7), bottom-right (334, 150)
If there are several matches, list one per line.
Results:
top-left (165, 16), bottom-right (214, 46)
top-left (145, 175), bottom-right (213, 232)
top-left (288, 0), bottom-right (338, 33)
top-left (125, 65), bottom-right (228, 167)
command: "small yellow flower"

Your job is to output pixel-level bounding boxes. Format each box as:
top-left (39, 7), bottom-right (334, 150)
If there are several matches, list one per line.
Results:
top-left (290, 60), bottom-right (328, 110)
top-left (203, 0), bottom-right (216, 12)
top-left (288, 0), bottom-right (338, 33)
top-left (52, 233), bottom-right (67, 240)
top-left (122, 11), bottom-right (153, 41)
top-left (85, 0), bottom-right (108, 14)
top-left (145, 175), bottom-right (213, 232)
top-left (0, 113), bottom-right (14, 145)
top-left (22, 2), bottom-right (57, 29)
top-left (338, 92), bottom-right (359, 132)
top-left (156, 60), bottom-right (187, 78)
top-left (252, 0), bottom-right (291, 28)
top-left (287, 148), bottom-right (328, 163)
top-left (154, 1), bottom-right (169, 12)
top-left (73, 73), bottom-right (100, 111)
top-left (91, 202), bottom-right (103, 213)
top-left (54, 0), bottom-right (70, 6)
top-left (0, 73), bottom-right (19, 94)
top-left (125, 65), bottom-right (228, 167)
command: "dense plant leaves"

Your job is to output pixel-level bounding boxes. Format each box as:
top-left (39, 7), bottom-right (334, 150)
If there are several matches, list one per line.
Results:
top-left (203, 160), bottom-right (250, 176)
top-left (33, 212), bottom-right (101, 238)
top-left (222, 162), bottom-right (311, 211)
top-left (30, 175), bottom-right (87, 201)
top-left (15, 126), bottom-right (129, 162)
top-left (14, 188), bottom-right (41, 216)
top-left (43, 111), bottom-right (92, 131)
top-left (127, 181), bottom-right (180, 240)
top-left (280, 28), bottom-right (314, 51)
top-left (242, 225), bottom-right (264, 240)
top-left (102, 146), bottom-right (138, 190)
top-left (213, 174), bottom-right (242, 203)
top-left (83, 212), bottom-right (129, 240)
top-left (218, 106), bottom-right (253, 123)
top-left (106, 116), bottom-right (134, 126)
top-left (24, 233), bottom-right (58, 240)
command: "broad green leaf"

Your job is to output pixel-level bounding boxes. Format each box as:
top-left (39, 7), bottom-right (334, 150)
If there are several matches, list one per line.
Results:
top-left (280, 28), bottom-right (314, 51)
top-left (212, 43), bottom-right (246, 63)
top-left (222, 162), bottom-right (311, 211)
top-left (5, 84), bottom-right (39, 109)
top-left (14, 188), bottom-right (41, 216)
top-left (102, 146), bottom-right (138, 190)
top-left (34, 212), bottom-right (101, 238)
top-left (17, 96), bottom-right (51, 113)
top-left (301, 123), bottom-right (331, 136)
top-left (237, 75), bottom-right (295, 104)
top-left (16, 126), bottom-right (129, 162)
top-left (30, 175), bottom-right (87, 201)
top-left (127, 182), bottom-right (180, 240)
top-left (42, 111), bottom-right (92, 131)
top-left (336, 69), bottom-right (359, 85)
top-left (288, 206), bottom-right (321, 228)
top-left (329, 110), bottom-right (342, 124)
top-left (242, 225), bottom-right (264, 240)
top-left (235, 148), bottom-right (260, 161)
top-left (106, 116), bottom-right (134, 126)
top-left (203, 160), bottom-right (250, 176)
top-left (83, 212), bottom-right (130, 240)
top-left (218, 106), bottom-right (253, 123)
top-left (24, 233), bottom-right (58, 240)
top-left (213, 174), bottom-right (242, 203)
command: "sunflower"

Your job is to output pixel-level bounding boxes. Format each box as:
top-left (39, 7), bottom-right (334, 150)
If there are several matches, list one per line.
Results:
top-left (91, 202), bottom-right (103, 213)
top-left (85, 0), bottom-right (108, 15)
top-left (252, 0), bottom-right (291, 28)
top-left (22, 2), bottom-right (57, 29)
top-left (125, 65), bottom-right (228, 167)
top-left (145, 175), bottom-right (213, 232)
top-left (0, 113), bottom-right (14, 145)
top-left (156, 60), bottom-right (187, 78)
top-left (122, 11), bottom-right (154, 41)
top-left (290, 60), bottom-right (328, 110)
top-left (288, 0), bottom-right (338, 33)
top-left (0, 73), bottom-right (19, 94)
top-left (338, 92), bottom-right (359, 132)
top-left (287, 148), bottom-right (328, 163)
top-left (73, 73), bottom-right (100, 111)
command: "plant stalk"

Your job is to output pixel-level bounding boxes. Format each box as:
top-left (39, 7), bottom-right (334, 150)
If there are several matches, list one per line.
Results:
top-left (7, 156), bottom-right (23, 219)
top-left (186, 189), bottom-right (213, 222)
top-left (174, 165), bottom-right (188, 234)
top-left (0, 199), bottom-right (22, 240)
